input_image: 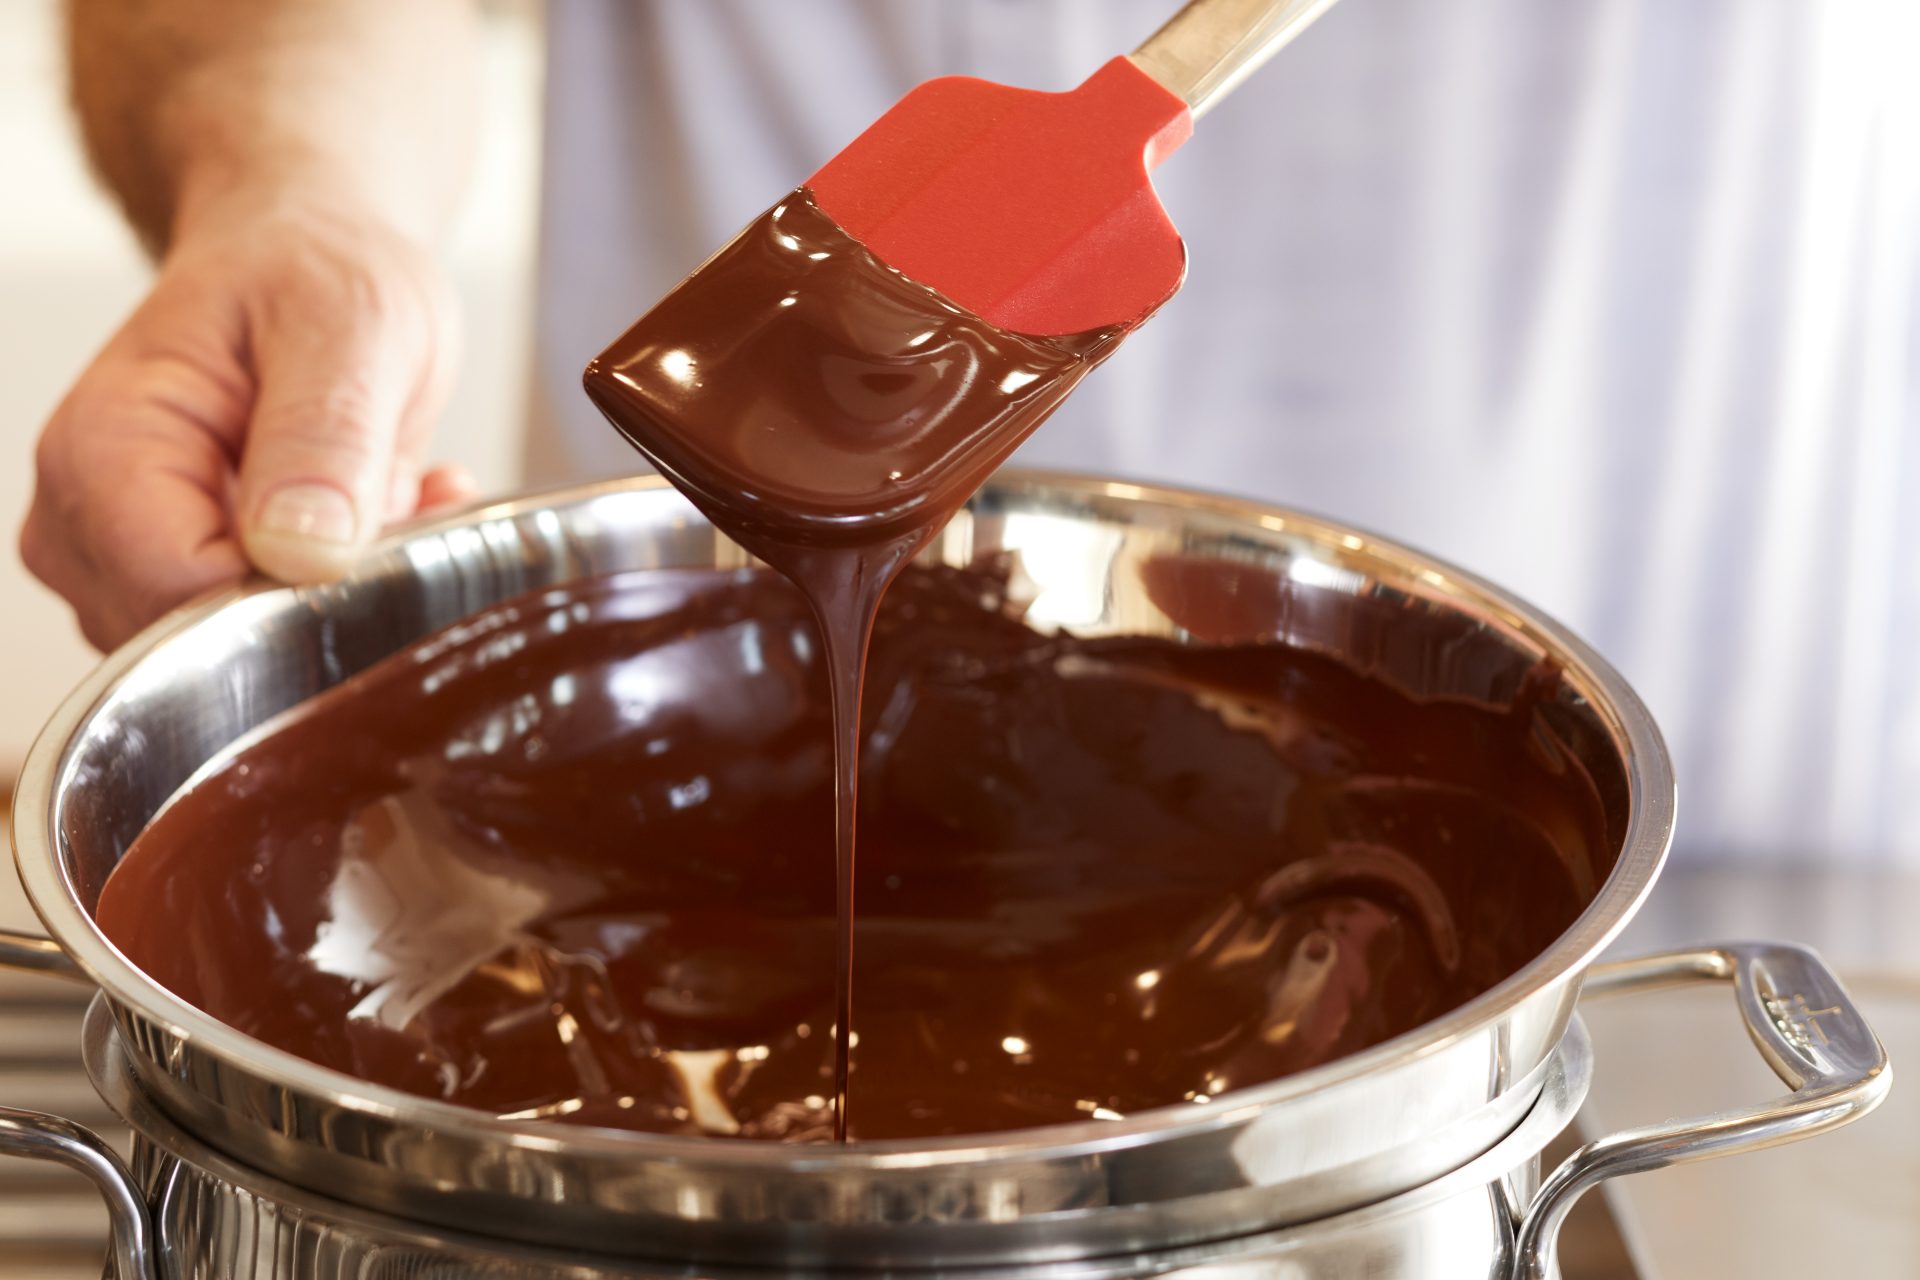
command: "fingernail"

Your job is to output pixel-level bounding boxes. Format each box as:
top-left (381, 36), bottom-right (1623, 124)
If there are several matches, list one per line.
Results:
top-left (257, 484), bottom-right (358, 545)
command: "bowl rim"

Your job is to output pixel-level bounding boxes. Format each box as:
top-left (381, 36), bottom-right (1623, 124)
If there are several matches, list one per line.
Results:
top-left (10, 469), bottom-right (1675, 1170)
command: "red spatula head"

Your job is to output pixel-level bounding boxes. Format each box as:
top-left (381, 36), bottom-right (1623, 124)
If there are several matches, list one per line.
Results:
top-left (809, 57), bottom-right (1192, 336)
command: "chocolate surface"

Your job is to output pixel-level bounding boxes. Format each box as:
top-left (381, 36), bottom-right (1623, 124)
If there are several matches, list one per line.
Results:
top-left (98, 564), bottom-right (1605, 1142)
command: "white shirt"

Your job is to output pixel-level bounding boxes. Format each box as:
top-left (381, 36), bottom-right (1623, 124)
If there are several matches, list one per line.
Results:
top-left (534, 0), bottom-right (1920, 868)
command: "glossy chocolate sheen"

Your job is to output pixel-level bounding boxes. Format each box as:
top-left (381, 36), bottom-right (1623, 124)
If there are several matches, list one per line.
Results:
top-left (581, 188), bottom-right (1120, 551)
top-left (582, 188), bottom-right (1135, 1137)
top-left (97, 565), bottom-right (1606, 1142)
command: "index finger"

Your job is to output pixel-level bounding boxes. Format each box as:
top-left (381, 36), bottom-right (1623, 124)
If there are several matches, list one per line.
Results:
top-left (57, 427), bottom-right (250, 649)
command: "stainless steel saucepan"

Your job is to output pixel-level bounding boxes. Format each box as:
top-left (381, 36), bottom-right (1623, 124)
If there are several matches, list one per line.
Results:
top-left (0, 473), bottom-right (1890, 1279)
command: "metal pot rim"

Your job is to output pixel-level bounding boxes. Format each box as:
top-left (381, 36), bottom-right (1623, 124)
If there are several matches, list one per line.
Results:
top-left (9, 469), bottom-right (1675, 1171)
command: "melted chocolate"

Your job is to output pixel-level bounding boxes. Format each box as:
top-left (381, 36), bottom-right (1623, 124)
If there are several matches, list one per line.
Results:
top-left (97, 564), bottom-right (1605, 1142)
top-left (582, 190), bottom-right (1126, 1136)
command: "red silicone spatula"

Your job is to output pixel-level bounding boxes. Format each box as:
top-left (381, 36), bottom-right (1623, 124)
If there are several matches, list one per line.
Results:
top-left (808, 0), bottom-right (1343, 336)
top-left (584, 0), bottom-right (1345, 545)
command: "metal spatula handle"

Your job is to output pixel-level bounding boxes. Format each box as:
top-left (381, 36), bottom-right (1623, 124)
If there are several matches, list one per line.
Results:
top-left (1131, 0), bottom-right (1343, 120)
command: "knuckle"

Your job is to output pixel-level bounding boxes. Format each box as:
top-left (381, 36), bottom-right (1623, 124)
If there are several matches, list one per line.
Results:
top-left (319, 256), bottom-right (393, 320)
top-left (76, 608), bottom-right (118, 653)
top-left (31, 421), bottom-right (67, 486)
top-left (267, 230), bottom-right (431, 339)
top-left (17, 509), bottom-right (54, 584)
top-left (29, 428), bottom-right (94, 538)
top-left (257, 376), bottom-right (385, 463)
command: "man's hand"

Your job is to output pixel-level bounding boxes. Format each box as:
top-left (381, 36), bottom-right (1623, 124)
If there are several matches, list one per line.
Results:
top-left (22, 195), bottom-right (476, 649)
top-left (26, 0), bottom-right (482, 649)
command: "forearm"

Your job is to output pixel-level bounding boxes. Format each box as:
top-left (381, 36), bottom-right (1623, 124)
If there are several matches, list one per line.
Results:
top-left (67, 0), bottom-right (482, 255)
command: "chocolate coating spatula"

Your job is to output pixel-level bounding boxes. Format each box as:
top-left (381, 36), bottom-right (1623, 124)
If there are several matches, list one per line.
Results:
top-left (584, 0), bottom-right (1344, 533)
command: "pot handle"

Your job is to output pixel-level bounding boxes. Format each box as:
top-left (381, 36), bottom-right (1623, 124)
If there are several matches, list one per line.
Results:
top-left (1515, 941), bottom-right (1891, 1280)
top-left (0, 927), bottom-right (88, 982)
top-left (0, 1106), bottom-right (158, 1280)
top-left (0, 930), bottom-right (155, 1277)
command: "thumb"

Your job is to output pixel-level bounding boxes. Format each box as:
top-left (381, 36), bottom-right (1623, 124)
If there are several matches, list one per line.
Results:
top-left (236, 296), bottom-right (425, 584)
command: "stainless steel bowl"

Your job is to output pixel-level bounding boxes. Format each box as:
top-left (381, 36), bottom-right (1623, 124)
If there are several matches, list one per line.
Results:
top-left (0, 473), bottom-right (1888, 1280)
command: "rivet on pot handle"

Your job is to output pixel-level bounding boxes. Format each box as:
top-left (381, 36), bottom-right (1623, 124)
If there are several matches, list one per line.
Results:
top-left (1516, 941), bottom-right (1892, 1280)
